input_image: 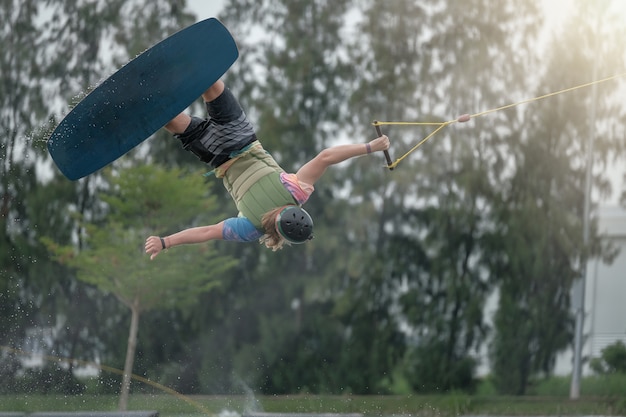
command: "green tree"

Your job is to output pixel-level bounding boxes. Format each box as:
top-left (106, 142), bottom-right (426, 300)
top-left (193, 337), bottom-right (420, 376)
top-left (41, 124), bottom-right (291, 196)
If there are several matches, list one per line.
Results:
top-left (45, 164), bottom-right (236, 409)
top-left (0, 0), bottom-right (197, 391)
top-left (590, 341), bottom-right (626, 375)
top-left (0, 0), bottom-right (234, 396)
top-left (0, 0), bottom-right (93, 387)
top-left (0, 0), bottom-right (46, 359)
top-left (488, 0), bottom-right (626, 394)
top-left (218, 0), bottom-right (403, 394)
top-left (343, 0), bottom-right (543, 392)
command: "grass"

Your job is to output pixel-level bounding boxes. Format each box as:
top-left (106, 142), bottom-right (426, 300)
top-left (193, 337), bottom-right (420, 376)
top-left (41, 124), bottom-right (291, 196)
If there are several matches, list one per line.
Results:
top-left (1, 393), bottom-right (625, 417)
top-left (531, 374), bottom-right (626, 397)
top-left (1, 375), bottom-right (625, 416)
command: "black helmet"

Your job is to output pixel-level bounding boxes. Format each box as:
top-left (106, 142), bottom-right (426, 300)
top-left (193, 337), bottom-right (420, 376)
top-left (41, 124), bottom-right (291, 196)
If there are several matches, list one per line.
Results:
top-left (275, 206), bottom-right (313, 244)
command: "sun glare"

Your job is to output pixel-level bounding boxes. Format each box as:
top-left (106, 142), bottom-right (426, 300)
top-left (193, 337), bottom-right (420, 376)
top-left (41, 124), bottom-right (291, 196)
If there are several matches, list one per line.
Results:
top-left (542, 0), bottom-right (626, 25)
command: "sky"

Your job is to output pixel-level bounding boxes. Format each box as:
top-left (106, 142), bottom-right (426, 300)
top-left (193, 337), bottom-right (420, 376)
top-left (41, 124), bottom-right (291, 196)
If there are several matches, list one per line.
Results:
top-left (186, 0), bottom-right (225, 20)
top-left (185, 0), bottom-right (574, 24)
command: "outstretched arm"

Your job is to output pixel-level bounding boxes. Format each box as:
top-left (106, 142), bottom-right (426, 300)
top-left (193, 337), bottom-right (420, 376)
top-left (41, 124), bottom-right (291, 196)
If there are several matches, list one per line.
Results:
top-left (145, 222), bottom-right (225, 260)
top-left (296, 135), bottom-right (390, 186)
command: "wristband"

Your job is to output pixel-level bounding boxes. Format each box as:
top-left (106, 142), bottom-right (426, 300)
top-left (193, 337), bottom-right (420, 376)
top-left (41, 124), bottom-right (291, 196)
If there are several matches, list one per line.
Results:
top-left (366, 143), bottom-right (372, 154)
top-left (160, 237), bottom-right (166, 250)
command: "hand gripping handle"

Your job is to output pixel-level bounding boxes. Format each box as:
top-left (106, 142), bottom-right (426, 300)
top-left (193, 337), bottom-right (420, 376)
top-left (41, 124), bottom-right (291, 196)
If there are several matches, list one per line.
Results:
top-left (373, 121), bottom-right (393, 171)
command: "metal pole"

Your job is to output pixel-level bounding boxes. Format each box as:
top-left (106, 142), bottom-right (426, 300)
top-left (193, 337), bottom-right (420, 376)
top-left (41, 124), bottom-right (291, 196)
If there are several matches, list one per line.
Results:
top-left (569, 2), bottom-right (603, 400)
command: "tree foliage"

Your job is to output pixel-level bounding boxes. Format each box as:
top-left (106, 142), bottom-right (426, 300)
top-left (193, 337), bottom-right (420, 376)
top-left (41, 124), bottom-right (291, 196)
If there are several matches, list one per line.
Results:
top-left (44, 164), bottom-right (236, 408)
top-left (2, 0), bottom-right (626, 398)
top-left (488, 0), bottom-right (626, 394)
top-left (590, 341), bottom-right (626, 375)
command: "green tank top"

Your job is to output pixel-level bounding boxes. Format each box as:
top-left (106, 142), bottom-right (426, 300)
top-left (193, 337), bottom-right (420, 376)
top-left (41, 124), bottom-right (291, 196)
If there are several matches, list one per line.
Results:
top-left (220, 142), bottom-right (296, 229)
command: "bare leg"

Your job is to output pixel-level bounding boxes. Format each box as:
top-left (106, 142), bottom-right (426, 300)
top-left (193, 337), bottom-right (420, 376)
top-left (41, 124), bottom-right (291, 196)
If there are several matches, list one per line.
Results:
top-left (201, 80), bottom-right (225, 102)
top-left (164, 113), bottom-right (191, 134)
top-left (164, 81), bottom-right (226, 134)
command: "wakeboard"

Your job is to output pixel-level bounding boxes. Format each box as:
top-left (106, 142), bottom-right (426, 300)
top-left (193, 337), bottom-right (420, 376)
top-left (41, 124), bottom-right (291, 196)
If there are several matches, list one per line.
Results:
top-left (47, 18), bottom-right (238, 180)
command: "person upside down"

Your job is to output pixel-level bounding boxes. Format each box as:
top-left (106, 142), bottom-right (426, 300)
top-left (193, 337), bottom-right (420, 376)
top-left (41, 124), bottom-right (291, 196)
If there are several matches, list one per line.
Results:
top-left (144, 80), bottom-right (390, 258)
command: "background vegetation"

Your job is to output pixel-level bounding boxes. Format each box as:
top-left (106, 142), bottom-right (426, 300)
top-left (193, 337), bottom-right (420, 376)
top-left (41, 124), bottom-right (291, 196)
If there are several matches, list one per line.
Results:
top-left (1, 0), bottom-right (625, 413)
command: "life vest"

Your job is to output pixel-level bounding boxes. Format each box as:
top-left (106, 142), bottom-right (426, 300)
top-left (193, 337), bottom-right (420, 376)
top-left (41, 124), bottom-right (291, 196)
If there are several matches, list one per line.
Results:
top-left (217, 141), bottom-right (296, 229)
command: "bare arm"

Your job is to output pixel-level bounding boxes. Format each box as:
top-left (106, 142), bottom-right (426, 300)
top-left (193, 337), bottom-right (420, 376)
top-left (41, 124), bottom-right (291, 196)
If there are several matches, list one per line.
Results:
top-left (296, 135), bottom-right (390, 186)
top-left (145, 221), bottom-right (225, 260)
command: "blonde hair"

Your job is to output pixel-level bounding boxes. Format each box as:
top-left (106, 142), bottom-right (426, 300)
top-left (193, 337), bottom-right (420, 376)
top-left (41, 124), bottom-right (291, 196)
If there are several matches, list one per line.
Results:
top-left (259, 206), bottom-right (288, 251)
